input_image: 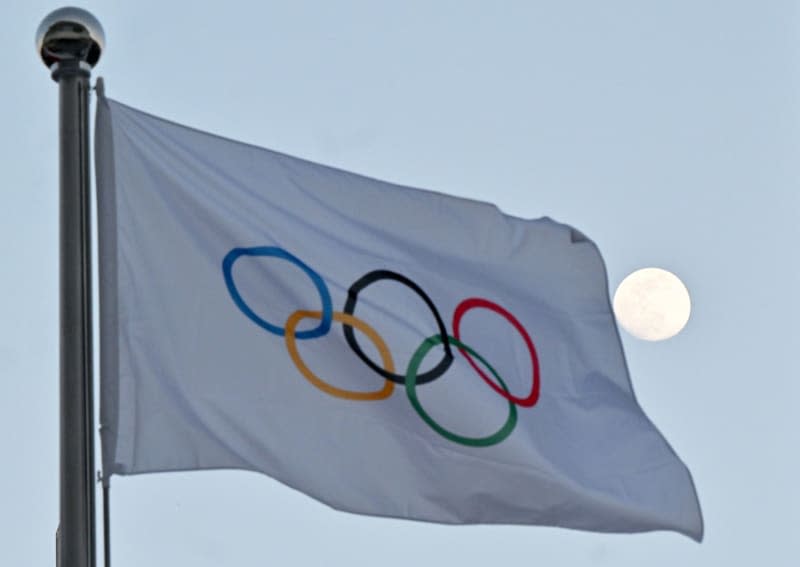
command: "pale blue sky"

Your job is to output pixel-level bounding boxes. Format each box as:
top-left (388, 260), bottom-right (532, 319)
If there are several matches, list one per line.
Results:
top-left (3, 1), bottom-right (798, 565)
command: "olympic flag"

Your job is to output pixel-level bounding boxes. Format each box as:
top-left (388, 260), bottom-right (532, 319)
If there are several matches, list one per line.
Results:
top-left (95, 93), bottom-right (703, 540)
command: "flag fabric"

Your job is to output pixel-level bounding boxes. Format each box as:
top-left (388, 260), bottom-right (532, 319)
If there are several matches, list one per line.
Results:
top-left (95, 92), bottom-right (703, 541)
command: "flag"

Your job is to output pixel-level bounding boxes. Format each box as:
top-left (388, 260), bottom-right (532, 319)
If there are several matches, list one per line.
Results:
top-left (95, 92), bottom-right (703, 540)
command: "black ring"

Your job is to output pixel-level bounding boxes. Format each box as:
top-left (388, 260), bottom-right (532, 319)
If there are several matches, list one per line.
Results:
top-left (342, 270), bottom-right (453, 385)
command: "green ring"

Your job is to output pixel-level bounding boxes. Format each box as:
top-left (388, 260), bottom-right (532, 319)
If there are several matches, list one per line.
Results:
top-left (405, 335), bottom-right (517, 447)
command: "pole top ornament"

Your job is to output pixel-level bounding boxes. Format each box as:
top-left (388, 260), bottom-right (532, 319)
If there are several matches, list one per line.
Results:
top-left (37, 7), bottom-right (104, 70)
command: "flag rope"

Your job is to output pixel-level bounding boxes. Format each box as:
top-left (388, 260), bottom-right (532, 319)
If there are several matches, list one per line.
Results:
top-left (102, 480), bottom-right (110, 567)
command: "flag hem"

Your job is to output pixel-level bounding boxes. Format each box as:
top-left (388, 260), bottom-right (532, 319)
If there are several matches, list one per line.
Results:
top-left (95, 85), bottom-right (122, 480)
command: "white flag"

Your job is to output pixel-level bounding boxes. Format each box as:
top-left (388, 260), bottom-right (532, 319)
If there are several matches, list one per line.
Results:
top-left (95, 94), bottom-right (702, 540)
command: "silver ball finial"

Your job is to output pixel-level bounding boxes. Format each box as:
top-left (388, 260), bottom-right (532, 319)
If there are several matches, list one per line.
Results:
top-left (36, 7), bottom-right (104, 70)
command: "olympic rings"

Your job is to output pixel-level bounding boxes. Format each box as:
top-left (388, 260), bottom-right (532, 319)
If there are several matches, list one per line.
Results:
top-left (285, 310), bottom-right (395, 401)
top-left (406, 335), bottom-right (517, 447)
top-left (342, 270), bottom-right (453, 385)
top-left (223, 245), bottom-right (541, 447)
top-left (223, 246), bottom-right (333, 339)
top-left (453, 298), bottom-right (541, 408)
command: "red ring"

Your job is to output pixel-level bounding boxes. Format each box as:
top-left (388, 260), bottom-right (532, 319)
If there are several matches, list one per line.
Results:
top-left (452, 297), bottom-right (540, 408)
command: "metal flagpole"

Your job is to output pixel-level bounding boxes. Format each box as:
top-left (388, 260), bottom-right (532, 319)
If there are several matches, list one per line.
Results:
top-left (36, 8), bottom-right (105, 567)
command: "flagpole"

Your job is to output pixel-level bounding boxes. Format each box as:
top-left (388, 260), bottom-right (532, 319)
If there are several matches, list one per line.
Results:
top-left (37, 8), bottom-right (104, 567)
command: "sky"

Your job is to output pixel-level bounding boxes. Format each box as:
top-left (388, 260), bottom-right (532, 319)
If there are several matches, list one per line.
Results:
top-left (2, 1), bottom-right (799, 565)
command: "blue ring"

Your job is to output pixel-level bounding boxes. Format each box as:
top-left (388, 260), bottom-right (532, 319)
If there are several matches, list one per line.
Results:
top-left (222, 246), bottom-right (333, 339)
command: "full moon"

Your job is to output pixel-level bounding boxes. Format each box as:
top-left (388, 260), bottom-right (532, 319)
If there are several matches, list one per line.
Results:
top-left (613, 268), bottom-right (691, 341)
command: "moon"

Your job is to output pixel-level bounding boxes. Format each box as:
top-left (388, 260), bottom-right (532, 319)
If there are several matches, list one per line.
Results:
top-left (613, 268), bottom-right (691, 341)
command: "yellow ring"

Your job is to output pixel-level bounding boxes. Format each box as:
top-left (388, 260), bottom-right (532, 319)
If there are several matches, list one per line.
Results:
top-left (285, 310), bottom-right (395, 401)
